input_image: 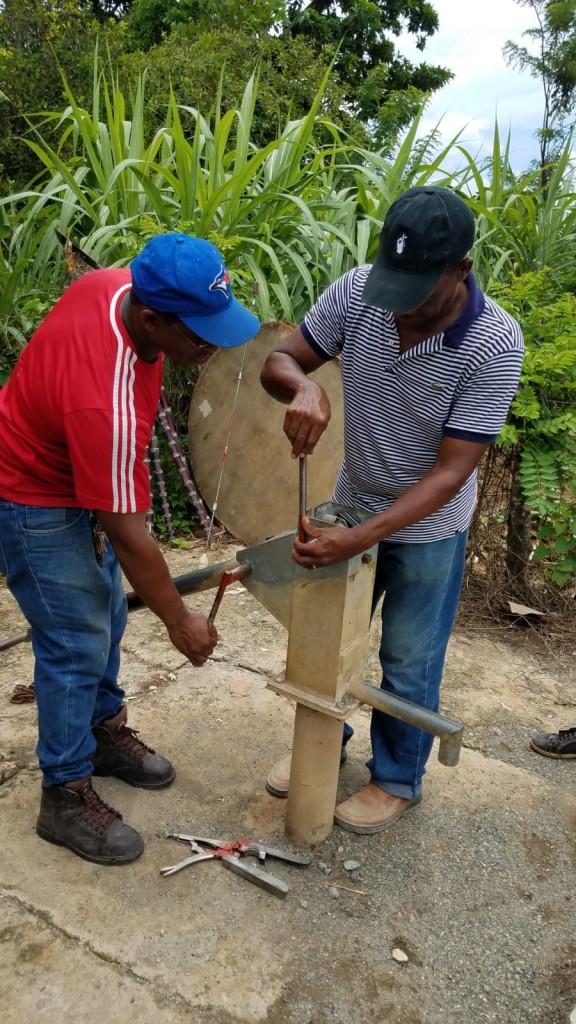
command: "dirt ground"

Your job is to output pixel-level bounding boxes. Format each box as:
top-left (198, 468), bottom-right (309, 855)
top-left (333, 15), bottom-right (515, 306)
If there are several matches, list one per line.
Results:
top-left (1, 539), bottom-right (575, 1024)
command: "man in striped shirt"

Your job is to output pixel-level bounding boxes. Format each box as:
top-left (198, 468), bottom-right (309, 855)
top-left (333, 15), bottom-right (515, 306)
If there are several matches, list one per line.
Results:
top-left (0, 234), bottom-right (259, 864)
top-left (261, 186), bottom-right (523, 834)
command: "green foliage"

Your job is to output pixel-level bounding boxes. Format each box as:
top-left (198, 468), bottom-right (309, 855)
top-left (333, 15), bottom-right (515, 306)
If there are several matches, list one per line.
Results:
top-left (454, 128), bottom-right (576, 293)
top-left (124, 0), bottom-right (282, 51)
top-left (504, 0), bottom-right (576, 171)
top-left (286, 0), bottom-right (453, 140)
top-left (0, 1), bottom-right (123, 188)
top-left (122, 0), bottom-right (451, 145)
top-left (84, 1), bottom-right (134, 18)
top-left (0, 62), bottom-right (352, 320)
top-left (0, 56), bottom-right (459, 331)
top-left (491, 270), bottom-right (576, 587)
top-left (0, 0), bottom-right (453, 187)
top-left (0, 214), bottom-right (61, 383)
top-left (118, 28), bottom-right (356, 150)
top-left (0, 296), bottom-right (54, 385)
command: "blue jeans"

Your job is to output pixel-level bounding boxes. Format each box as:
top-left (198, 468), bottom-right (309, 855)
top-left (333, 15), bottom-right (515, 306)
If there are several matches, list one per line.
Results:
top-left (366, 531), bottom-right (468, 800)
top-left (0, 501), bottom-right (127, 786)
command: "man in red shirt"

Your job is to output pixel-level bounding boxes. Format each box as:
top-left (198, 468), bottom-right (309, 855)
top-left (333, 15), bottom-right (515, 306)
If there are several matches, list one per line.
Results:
top-left (0, 233), bottom-right (259, 865)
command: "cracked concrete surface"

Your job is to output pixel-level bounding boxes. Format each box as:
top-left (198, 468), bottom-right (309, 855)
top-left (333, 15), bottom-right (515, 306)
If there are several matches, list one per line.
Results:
top-left (1, 543), bottom-right (575, 1024)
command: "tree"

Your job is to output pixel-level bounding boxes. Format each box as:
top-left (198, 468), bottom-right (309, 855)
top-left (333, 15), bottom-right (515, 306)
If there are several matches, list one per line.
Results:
top-left (0, 1), bottom-right (110, 185)
top-left (83, 0), bottom-right (134, 17)
top-left (124, 0), bottom-right (284, 51)
top-left (285, 0), bottom-right (452, 136)
top-left (123, 0), bottom-right (452, 144)
top-left (119, 27), bottom-right (358, 149)
top-left (504, 0), bottom-right (576, 176)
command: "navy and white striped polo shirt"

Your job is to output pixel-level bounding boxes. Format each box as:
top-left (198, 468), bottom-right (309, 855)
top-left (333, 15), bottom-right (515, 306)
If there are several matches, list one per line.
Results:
top-left (301, 268), bottom-right (524, 543)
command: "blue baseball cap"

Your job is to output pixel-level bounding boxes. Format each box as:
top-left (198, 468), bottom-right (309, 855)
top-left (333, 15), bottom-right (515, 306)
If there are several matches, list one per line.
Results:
top-left (130, 233), bottom-right (260, 348)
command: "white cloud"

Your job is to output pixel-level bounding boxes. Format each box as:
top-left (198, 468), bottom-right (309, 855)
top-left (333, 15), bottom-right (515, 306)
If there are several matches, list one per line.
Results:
top-left (396, 0), bottom-right (544, 170)
top-left (418, 111), bottom-right (489, 149)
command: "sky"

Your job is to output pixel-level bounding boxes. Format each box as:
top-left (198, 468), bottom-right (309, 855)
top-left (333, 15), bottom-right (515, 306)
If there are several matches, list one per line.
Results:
top-left (396, 0), bottom-right (543, 172)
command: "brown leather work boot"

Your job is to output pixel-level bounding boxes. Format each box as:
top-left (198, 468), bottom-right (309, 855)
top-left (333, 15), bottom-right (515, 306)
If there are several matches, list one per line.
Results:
top-left (92, 706), bottom-right (175, 789)
top-left (36, 777), bottom-right (144, 865)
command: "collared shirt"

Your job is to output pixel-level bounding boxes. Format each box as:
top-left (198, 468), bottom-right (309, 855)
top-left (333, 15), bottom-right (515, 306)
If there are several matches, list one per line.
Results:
top-left (300, 269), bottom-right (524, 543)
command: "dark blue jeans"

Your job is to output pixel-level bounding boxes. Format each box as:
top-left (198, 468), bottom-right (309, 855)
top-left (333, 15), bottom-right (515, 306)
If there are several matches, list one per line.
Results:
top-left (0, 501), bottom-right (126, 785)
top-left (366, 531), bottom-right (468, 799)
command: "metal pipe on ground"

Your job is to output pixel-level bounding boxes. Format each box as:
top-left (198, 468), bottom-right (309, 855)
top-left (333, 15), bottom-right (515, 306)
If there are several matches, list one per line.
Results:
top-left (1, 558), bottom-right (241, 652)
top-left (0, 628), bottom-right (32, 654)
top-left (125, 558), bottom-right (240, 611)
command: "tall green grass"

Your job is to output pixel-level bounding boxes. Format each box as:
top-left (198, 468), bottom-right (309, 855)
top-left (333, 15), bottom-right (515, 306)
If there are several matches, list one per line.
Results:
top-left (0, 58), bottom-right (463, 331)
top-left (3, 54), bottom-right (576, 344)
top-left (2, 59), bottom-right (576, 585)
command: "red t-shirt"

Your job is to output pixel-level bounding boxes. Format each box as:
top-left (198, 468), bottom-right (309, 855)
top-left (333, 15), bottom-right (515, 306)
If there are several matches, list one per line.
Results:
top-left (0, 269), bottom-right (163, 512)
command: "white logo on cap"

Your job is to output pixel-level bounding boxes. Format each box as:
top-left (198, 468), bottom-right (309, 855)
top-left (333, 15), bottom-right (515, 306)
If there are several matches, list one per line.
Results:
top-left (396, 234), bottom-right (407, 255)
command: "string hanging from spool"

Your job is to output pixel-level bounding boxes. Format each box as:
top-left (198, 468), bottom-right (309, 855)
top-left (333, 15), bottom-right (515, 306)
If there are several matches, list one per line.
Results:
top-left (204, 281), bottom-right (259, 550)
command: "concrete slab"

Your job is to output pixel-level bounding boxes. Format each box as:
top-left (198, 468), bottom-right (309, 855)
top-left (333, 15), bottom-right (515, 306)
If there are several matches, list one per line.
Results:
top-left (1, 545), bottom-right (575, 1024)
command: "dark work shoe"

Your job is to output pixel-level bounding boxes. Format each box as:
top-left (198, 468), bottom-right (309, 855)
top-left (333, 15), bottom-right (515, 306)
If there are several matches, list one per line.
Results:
top-left (92, 707), bottom-right (175, 789)
top-left (36, 778), bottom-right (144, 865)
top-left (530, 728), bottom-right (576, 759)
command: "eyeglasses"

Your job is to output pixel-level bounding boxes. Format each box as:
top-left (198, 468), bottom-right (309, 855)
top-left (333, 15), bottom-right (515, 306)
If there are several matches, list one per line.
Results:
top-left (170, 318), bottom-right (214, 352)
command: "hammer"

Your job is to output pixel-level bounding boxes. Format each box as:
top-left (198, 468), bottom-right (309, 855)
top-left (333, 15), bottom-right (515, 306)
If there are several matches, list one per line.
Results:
top-left (207, 563), bottom-right (252, 628)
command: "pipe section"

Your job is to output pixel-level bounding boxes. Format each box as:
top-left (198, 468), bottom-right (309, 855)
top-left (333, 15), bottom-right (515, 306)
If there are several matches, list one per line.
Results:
top-left (348, 678), bottom-right (464, 767)
top-left (344, 675), bottom-right (461, 765)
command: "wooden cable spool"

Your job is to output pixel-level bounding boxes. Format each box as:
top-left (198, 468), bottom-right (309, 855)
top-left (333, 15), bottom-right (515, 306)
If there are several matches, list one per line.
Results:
top-left (188, 322), bottom-right (344, 546)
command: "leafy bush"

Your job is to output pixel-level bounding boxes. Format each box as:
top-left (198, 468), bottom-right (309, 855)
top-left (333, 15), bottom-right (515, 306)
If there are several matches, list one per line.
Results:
top-left (492, 270), bottom-right (576, 587)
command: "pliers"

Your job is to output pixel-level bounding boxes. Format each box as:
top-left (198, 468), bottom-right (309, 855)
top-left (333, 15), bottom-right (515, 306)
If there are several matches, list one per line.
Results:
top-left (160, 834), bottom-right (313, 899)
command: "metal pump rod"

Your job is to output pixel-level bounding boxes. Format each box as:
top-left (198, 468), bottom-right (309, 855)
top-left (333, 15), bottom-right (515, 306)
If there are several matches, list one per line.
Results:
top-left (298, 455), bottom-right (307, 542)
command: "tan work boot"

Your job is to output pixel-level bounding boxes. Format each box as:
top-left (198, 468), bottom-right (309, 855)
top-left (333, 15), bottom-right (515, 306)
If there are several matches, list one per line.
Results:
top-left (36, 777), bottom-right (144, 865)
top-left (92, 706), bottom-right (175, 789)
top-left (265, 747), bottom-right (348, 798)
top-left (334, 783), bottom-right (422, 834)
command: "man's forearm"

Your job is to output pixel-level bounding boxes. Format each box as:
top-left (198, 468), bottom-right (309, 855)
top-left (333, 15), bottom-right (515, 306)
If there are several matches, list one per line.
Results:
top-left (111, 534), bottom-right (188, 627)
top-left (355, 466), bottom-right (473, 550)
top-left (260, 351), bottom-right (310, 403)
top-left (96, 511), bottom-right (188, 628)
top-left (96, 509), bottom-right (217, 667)
top-left (261, 348), bottom-right (332, 457)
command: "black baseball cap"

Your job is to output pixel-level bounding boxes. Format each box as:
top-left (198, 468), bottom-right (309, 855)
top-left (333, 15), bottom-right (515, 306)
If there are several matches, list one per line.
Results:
top-left (362, 186), bottom-right (475, 314)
